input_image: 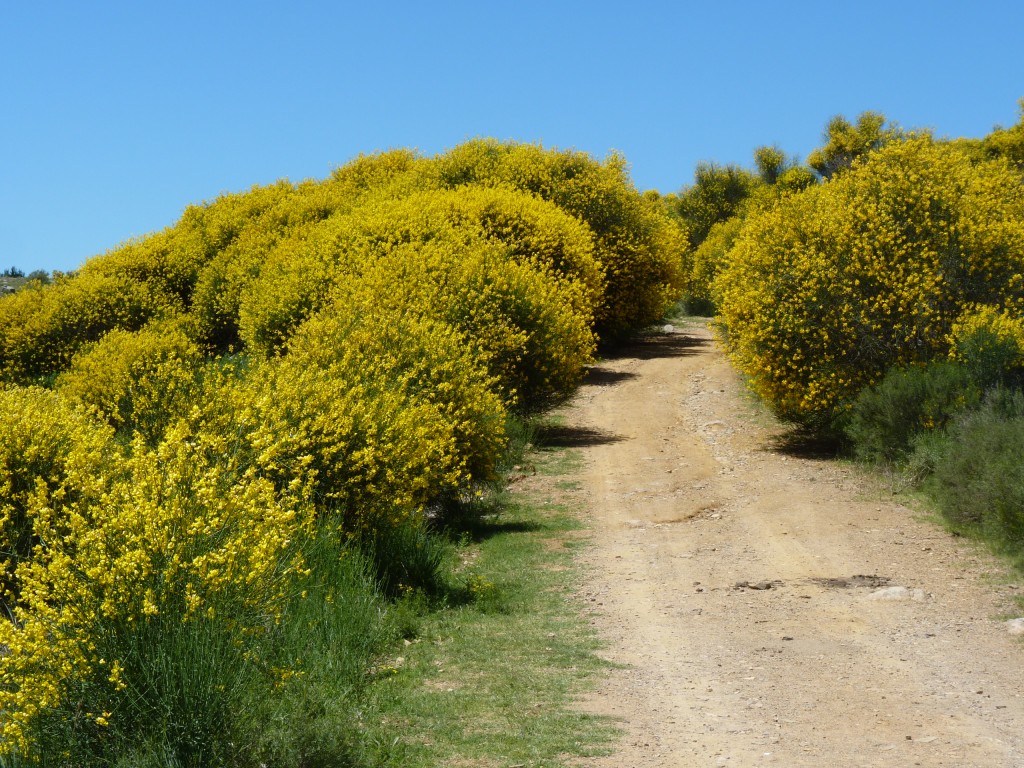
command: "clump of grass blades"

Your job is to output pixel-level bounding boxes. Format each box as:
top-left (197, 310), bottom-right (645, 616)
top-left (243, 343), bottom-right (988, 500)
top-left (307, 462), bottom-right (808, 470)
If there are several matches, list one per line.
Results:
top-left (246, 528), bottom-right (395, 767)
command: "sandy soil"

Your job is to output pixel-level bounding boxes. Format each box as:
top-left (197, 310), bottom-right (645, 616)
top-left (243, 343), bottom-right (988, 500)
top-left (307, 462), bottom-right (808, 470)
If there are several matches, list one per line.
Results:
top-left (553, 320), bottom-right (1024, 767)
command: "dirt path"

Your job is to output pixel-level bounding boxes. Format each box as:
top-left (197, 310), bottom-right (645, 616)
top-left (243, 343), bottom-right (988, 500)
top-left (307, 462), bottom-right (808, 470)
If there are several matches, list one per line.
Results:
top-left (558, 320), bottom-right (1024, 767)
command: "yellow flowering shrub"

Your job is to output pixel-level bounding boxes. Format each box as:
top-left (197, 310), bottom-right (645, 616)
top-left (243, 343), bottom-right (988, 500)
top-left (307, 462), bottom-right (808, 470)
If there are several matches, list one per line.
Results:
top-left (190, 158), bottom-right (422, 347)
top-left (0, 426), bottom-right (310, 757)
top-left (716, 136), bottom-right (1024, 426)
top-left (0, 386), bottom-right (114, 612)
top-left (689, 216), bottom-right (744, 312)
top-left (982, 97), bottom-right (1024, 170)
top-left (275, 304), bottom-right (508, 503)
top-left (327, 147), bottom-right (423, 198)
top-left (341, 240), bottom-right (595, 410)
top-left (950, 304), bottom-right (1024, 380)
top-left (227, 308), bottom-right (505, 537)
top-left (73, 182), bottom-right (300, 336)
top-left (78, 229), bottom-right (204, 313)
top-left (0, 141), bottom-right (679, 760)
top-left (420, 139), bottom-right (688, 336)
top-left (0, 282), bottom-right (45, 375)
top-left (55, 318), bottom-right (204, 443)
top-left (350, 185), bottom-right (607, 317)
top-left (237, 184), bottom-right (603, 342)
top-left (0, 272), bottom-right (172, 383)
top-left (190, 186), bottom-right (337, 348)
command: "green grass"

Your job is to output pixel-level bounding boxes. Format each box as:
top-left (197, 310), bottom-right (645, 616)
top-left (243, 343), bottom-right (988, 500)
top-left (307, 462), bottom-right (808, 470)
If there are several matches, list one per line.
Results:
top-left (355, 437), bottom-right (619, 767)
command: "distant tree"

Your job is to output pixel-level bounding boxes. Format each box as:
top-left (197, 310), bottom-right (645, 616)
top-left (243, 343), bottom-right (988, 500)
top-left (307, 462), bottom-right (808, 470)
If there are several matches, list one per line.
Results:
top-left (26, 270), bottom-right (50, 284)
top-left (807, 111), bottom-right (902, 180)
top-left (2, 267), bottom-right (25, 278)
top-left (673, 162), bottom-right (758, 248)
top-left (752, 145), bottom-right (818, 193)
top-left (753, 145), bottom-right (788, 185)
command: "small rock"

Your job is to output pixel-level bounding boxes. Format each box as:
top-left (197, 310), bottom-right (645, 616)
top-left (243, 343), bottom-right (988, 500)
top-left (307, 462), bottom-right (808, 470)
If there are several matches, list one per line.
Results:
top-left (734, 580), bottom-right (776, 590)
top-left (662, 324), bottom-right (675, 333)
top-left (867, 586), bottom-right (927, 601)
top-left (1005, 618), bottom-right (1024, 635)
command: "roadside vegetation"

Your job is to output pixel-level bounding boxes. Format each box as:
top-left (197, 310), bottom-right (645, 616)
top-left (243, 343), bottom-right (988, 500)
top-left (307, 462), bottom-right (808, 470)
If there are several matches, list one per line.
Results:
top-left (666, 98), bottom-right (1024, 566)
top-left (0, 141), bottom-right (680, 765)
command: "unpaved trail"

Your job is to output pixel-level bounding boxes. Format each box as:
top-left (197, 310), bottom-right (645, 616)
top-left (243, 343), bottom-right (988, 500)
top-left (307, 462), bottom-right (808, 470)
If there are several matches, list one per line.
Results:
top-left (558, 320), bottom-right (1024, 767)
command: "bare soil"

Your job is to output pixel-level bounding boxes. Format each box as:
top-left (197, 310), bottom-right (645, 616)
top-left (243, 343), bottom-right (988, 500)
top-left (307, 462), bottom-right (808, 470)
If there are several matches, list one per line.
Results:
top-left (554, 320), bottom-right (1024, 767)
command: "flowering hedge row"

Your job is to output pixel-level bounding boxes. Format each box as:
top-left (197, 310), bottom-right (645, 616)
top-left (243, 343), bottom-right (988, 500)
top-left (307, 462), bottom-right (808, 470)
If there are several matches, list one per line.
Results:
top-left (0, 141), bottom-right (685, 759)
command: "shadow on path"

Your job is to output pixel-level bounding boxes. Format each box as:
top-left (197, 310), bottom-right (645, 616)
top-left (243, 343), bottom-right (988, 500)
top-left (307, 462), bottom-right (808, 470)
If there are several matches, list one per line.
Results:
top-left (535, 424), bottom-right (625, 449)
top-left (584, 368), bottom-right (638, 387)
top-left (765, 428), bottom-right (843, 460)
top-left (600, 331), bottom-right (711, 362)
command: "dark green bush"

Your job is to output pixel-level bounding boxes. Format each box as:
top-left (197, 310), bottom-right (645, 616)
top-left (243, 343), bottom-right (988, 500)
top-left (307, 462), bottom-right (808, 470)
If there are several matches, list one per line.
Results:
top-left (845, 361), bottom-right (982, 464)
top-left (925, 390), bottom-right (1024, 553)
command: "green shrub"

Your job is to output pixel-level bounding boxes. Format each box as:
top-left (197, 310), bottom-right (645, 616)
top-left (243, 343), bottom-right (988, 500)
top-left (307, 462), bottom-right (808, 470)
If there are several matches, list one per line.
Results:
top-left (949, 304), bottom-right (1024, 385)
top-left (806, 111), bottom-right (901, 180)
top-left (926, 390), bottom-right (1024, 553)
top-left (248, 528), bottom-right (393, 767)
top-left (845, 361), bottom-right (982, 464)
top-left (672, 162), bottom-right (758, 249)
top-left (358, 512), bottom-right (454, 599)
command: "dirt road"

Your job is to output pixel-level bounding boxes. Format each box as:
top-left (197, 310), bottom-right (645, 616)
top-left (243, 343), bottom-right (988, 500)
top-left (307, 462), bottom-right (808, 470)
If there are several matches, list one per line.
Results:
top-left (560, 320), bottom-right (1024, 767)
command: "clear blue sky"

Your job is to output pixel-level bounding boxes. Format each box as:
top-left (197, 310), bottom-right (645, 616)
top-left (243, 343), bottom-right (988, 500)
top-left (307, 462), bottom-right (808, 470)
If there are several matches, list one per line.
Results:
top-left (3, 1), bottom-right (1022, 274)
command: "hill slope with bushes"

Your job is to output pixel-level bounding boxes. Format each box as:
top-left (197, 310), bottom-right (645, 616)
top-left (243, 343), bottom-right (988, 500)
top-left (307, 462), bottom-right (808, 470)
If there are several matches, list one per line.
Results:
top-left (0, 140), bottom-right (687, 764)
